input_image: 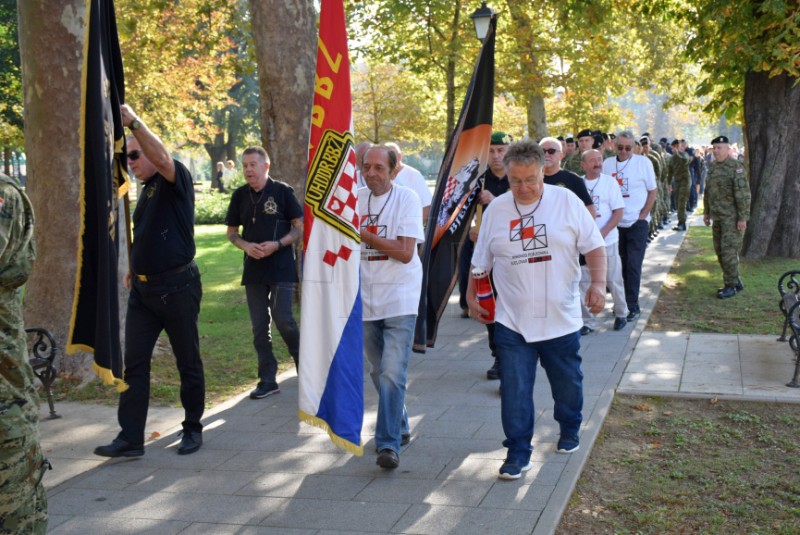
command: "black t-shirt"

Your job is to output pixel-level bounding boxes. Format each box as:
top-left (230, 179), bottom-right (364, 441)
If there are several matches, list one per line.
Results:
top-left (482, 168), bottom-right (510, 202)
top-left (225, 177), bottom-right (304, 285)
top-left (131, 160), bottom-right (196, 275)
top-left (544, 169), bottom-right (594, 207)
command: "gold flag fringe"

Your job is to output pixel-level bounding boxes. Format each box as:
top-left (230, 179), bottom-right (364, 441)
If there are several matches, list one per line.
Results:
top-left (299, 410), bottom-right (363, 456)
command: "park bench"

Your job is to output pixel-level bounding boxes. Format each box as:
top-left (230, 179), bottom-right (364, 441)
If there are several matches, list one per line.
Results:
top-left (777, 269), bottom-right (800, 387)
top-left (26, 327), bottom-right (60, 419)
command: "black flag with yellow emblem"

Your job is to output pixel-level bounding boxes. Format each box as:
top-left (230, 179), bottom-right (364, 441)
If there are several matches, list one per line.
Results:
top-left (67, 0), bottom-right (129, 391)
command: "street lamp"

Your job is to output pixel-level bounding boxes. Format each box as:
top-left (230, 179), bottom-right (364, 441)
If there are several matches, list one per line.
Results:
top-left (471, 1), bottom-right (495, 42)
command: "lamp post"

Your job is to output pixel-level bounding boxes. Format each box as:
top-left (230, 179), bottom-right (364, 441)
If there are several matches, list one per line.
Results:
top-left (470, 1), bottom-right (495, 42)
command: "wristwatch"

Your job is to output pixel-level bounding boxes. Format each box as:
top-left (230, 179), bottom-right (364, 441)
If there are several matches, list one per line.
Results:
top-left (129, 119), bottom-right (141, 131)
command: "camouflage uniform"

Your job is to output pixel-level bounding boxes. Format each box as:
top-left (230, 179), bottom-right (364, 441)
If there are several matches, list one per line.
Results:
top-left (668, 151), bottom-right (692, 225)
top-left (562, 151), bottom-right (583, 175)
top-left (703, 157), bottom-right (751, 286)
top-left (644, 151), bottom-right (663, 234)
top-left (0, 173), bottom-right (47, 534)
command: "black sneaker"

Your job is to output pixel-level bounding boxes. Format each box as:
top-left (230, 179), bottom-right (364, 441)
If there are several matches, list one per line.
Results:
top-left (177, 430), bottom-right (202, 455)
top-left (486, 357), bottom-right (500, 380)
top-left (377, 449), bottom-right (399, 469)
top-left (613, 317), bottom-right (627, 331)
top-left (580, 326), bottom-right (594, 336)
top-left (626, 310), bottom-right (640, 322)
top-left (250, 382), bottom-right (280, 399)
top-left (94, 438), bottom-right (144, 458)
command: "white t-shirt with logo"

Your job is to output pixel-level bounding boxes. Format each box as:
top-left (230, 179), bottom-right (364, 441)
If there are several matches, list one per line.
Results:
top-left (582, 172), bottom-right (625, 246)
top-left (602, 154), bottom-right (656, 228)
top-left (358, 184), bottom-right (425, 321)
top-left (471, 185), bottom-right (605, 343)
top-left (394, 165), bottom-right (433, 207)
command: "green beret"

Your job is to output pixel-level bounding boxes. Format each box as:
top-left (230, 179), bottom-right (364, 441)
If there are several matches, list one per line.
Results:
top-left (491, 132), bottom-right (513, 145)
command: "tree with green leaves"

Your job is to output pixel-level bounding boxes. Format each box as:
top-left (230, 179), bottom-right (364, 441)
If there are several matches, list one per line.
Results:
top-left (0, 0), bottom-right (23, 174)
top-left (676, 0), bottom-right (800, 258)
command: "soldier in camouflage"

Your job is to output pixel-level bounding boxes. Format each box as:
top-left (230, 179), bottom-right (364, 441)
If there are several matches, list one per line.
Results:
top-left (668, 139), bottom-right (692, 231)
top-left (0, 173), bottom-right (48, 534)
top-left (703, 136), bottom-right (751, 299)
top-left (563, 129), bottom-right (594, 174)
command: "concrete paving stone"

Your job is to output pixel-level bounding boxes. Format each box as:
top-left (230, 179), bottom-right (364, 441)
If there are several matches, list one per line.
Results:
top-left (325, 452), bottom-right (454, 480)
top-left (65, 463), bottom-right (158, 491)
top-left (236, 473), bottom-right (373, 500)
top-left (259, 498), bottom-right (410, 532)
top-left (741, 364), bottom-right (798, 384)
top-left (44, 513), bottom-right (71, 531)
top-left (623, 359), bottom-right (683, 374)
top-left (408, 377), bottom-right (482, 395)
top-left (315, 531), bottom-right (388, 535)
top-left (438, 457), bottom-right (563, 486)
top-left (679, 383), bottom-right (743, 395)
top-left (124, 442), bottom-right (240, 470)
top-left (410, 418), bottom-right (483, 439)
top-left (217, 450), bottom-right (343, 474)
top-left (47, 516), bottom-right (190, 534)
top-left (128, 468), bottom-right (258, 495)
top-left (410, 391), bottom-right (499, 407)
top-left (618, 372), bottom-right (681, 391)
top-left (391, 504), bottom-right (541, 535)
top-left (438, 405), bottom-right (500, 423)
top-left (355, 478), bottom-right (491, 507)
top-left (480, 482), bottom-right (554, 511)
top-left (201, 413), bottom-right (296, 433)
top-left (43, 458), bottom-right (105, 490)
top-left (471, 420), bottom-right (504, 440)
top-left (204, 430), bottom-right (342, 454)
top-left (405, 436), bottom-right (506, 459)
top-left (180, 524), bottom-right (316, 535)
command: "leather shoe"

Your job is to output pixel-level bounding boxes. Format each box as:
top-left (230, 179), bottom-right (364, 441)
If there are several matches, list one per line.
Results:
top-left (672, 223), bottom-right (686, 231)
top-left (177, 431), bottom-right (202, 455)
top-left (377, 449), bottom-right (399, 469)
top-left (486, 357), bottom-right (500, 380)
top-left (579, 326), bottom-right (594, 336)
top-left (735, 279), bottom-right (744, 292)
top-left (613, 317), bottom-right (627, 331)
top-left (718, 286), bottom-right (737, 299)
top-left (626, 310), bottom-right (640, 322)
top-left (94, 438), bottom-right (144, 458)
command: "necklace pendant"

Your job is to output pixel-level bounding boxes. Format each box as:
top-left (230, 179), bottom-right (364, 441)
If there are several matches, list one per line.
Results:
top-left (252, 217), bottom-right (256, 223)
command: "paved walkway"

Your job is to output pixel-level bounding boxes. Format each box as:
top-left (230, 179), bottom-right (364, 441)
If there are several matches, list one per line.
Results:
top-left (41, 213), bottom-right (800, 534)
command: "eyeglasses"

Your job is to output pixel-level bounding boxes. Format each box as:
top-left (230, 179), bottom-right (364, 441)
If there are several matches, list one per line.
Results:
top-left (616, 145), bottom-right (633, 152)
top-left (509, 177), bottom-right (541, 188)
top-left (127, 149), bottom-right (142, 161)
top-left (542, 148), bottom-right (559, 155)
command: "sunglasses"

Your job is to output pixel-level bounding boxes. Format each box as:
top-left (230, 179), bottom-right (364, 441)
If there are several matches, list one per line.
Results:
top-left (543, 148), bottom-right (560, 155)
top-left (616, 145), bottom-right (633, 152)
top-left (127, 149), bottom-right (142, 161)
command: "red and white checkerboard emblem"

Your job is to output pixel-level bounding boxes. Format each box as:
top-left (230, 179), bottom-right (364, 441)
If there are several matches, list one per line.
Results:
top-left (510, 217), bottom-right (547, 251)
top-left (323, 245), bottom-right (353, 267)
top-left (325, 150), bottom-right (359, 229)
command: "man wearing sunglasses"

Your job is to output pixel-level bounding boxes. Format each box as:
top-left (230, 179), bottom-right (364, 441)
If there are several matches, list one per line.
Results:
top-left (602, 130), bottom-right (657, 323)
top-left (95, 104), bottom-right (205, 458)
top-left (539, 137), bottom-right (595, 219)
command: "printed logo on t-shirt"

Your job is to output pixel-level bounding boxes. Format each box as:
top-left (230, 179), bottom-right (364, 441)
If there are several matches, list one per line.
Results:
top-left (592, 195), bottom-right (601, 218)
top-left (263, 197), bottom-right (278, 215)
top-left (612, 173), bottom-right (630, 197)
top-left (510, 216), bottom-right (547, 251)
top-left (361, 215), bottom-right (389, 261)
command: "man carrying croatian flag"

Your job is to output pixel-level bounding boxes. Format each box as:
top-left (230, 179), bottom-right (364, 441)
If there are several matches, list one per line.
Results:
top-left (298, 0), bottom-right (363, 456)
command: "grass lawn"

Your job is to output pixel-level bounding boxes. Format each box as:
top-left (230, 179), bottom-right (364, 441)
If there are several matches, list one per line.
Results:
top-left (58, 224), bottom-right (295, 406)
top-left (647, 223), bottom-right (799, 334)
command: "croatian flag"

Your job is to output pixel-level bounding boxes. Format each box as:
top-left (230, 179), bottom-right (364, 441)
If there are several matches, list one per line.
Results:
top-left (298, 0), bottom-right (363, 456)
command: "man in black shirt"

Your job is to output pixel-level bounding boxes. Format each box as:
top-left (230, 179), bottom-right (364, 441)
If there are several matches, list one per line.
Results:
top-left (539, 136), bottom-right (596, 218)
top-left (95, 104), bottom-right (205, 458)
top-left (225, 147), bottom-right (303, 399)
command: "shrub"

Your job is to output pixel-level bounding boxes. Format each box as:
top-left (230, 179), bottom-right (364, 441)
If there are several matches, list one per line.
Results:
top-left (195, 190), bottom-right (231, 225)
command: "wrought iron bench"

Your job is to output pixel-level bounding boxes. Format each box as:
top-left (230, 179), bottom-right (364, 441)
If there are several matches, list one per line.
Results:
top-left (777, 270), bottom-right (800, 387)
top-left (26, 327), bottom-right (60, 419)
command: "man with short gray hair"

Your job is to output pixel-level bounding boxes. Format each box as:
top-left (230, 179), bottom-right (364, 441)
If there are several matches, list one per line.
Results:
top-left (602, 130), bottom-right (657, 322)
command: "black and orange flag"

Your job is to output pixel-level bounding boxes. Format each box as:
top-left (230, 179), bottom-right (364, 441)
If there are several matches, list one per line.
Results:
top-left (413, 17), bottom-right (496, 352)
top-left (67, 0), bottom-right (129, 390)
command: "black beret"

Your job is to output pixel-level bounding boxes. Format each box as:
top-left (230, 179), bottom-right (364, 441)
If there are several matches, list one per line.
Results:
top-left (670, 139), bottom-right (680, 146)
top-left (710, 135), bottom-right (729, 144)
top-left (556, 135), bottom-right (565, 141)
top-left (576, 129), bottom-right (593, 139)
top-left (659, 137), bottom-right (668, 143)
top-left (565, 137), bottom-right (574, 143)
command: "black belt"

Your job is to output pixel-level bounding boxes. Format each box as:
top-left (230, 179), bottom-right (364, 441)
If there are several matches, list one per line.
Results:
top-left (135, 261), bottom-right (195, 283)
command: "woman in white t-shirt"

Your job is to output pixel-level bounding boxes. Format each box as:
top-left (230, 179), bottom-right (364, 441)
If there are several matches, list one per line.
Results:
top-left (467, 139), bottom-right (606, 480)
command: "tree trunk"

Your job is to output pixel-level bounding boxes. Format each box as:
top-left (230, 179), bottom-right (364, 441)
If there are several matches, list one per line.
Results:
top-left (526, 94), bottom-right (547, 140)
top-left (19, 0), bottom-right (129, 380)
top-left (248, 0), bottom-right (316, 193)
top-left (741, 70), bottom-right (800, 259)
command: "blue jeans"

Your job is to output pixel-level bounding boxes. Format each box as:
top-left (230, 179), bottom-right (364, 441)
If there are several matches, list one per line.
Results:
top-left (245, 282), bottom-right (300, 383)
top-left (363, 315), bottom-right (415, 453)
top-left (494, 323), bottom-right (583, 463)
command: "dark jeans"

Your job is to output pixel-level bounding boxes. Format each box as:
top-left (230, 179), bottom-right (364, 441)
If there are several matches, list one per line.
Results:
top-left (494, 324), bottom-right (583, 463)
top-left (118, 265), bottom-right (204, 445)
top-left (245, 282), bottom-right (300, 383)
top-left (617, 219), bottom-right (649, 314)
